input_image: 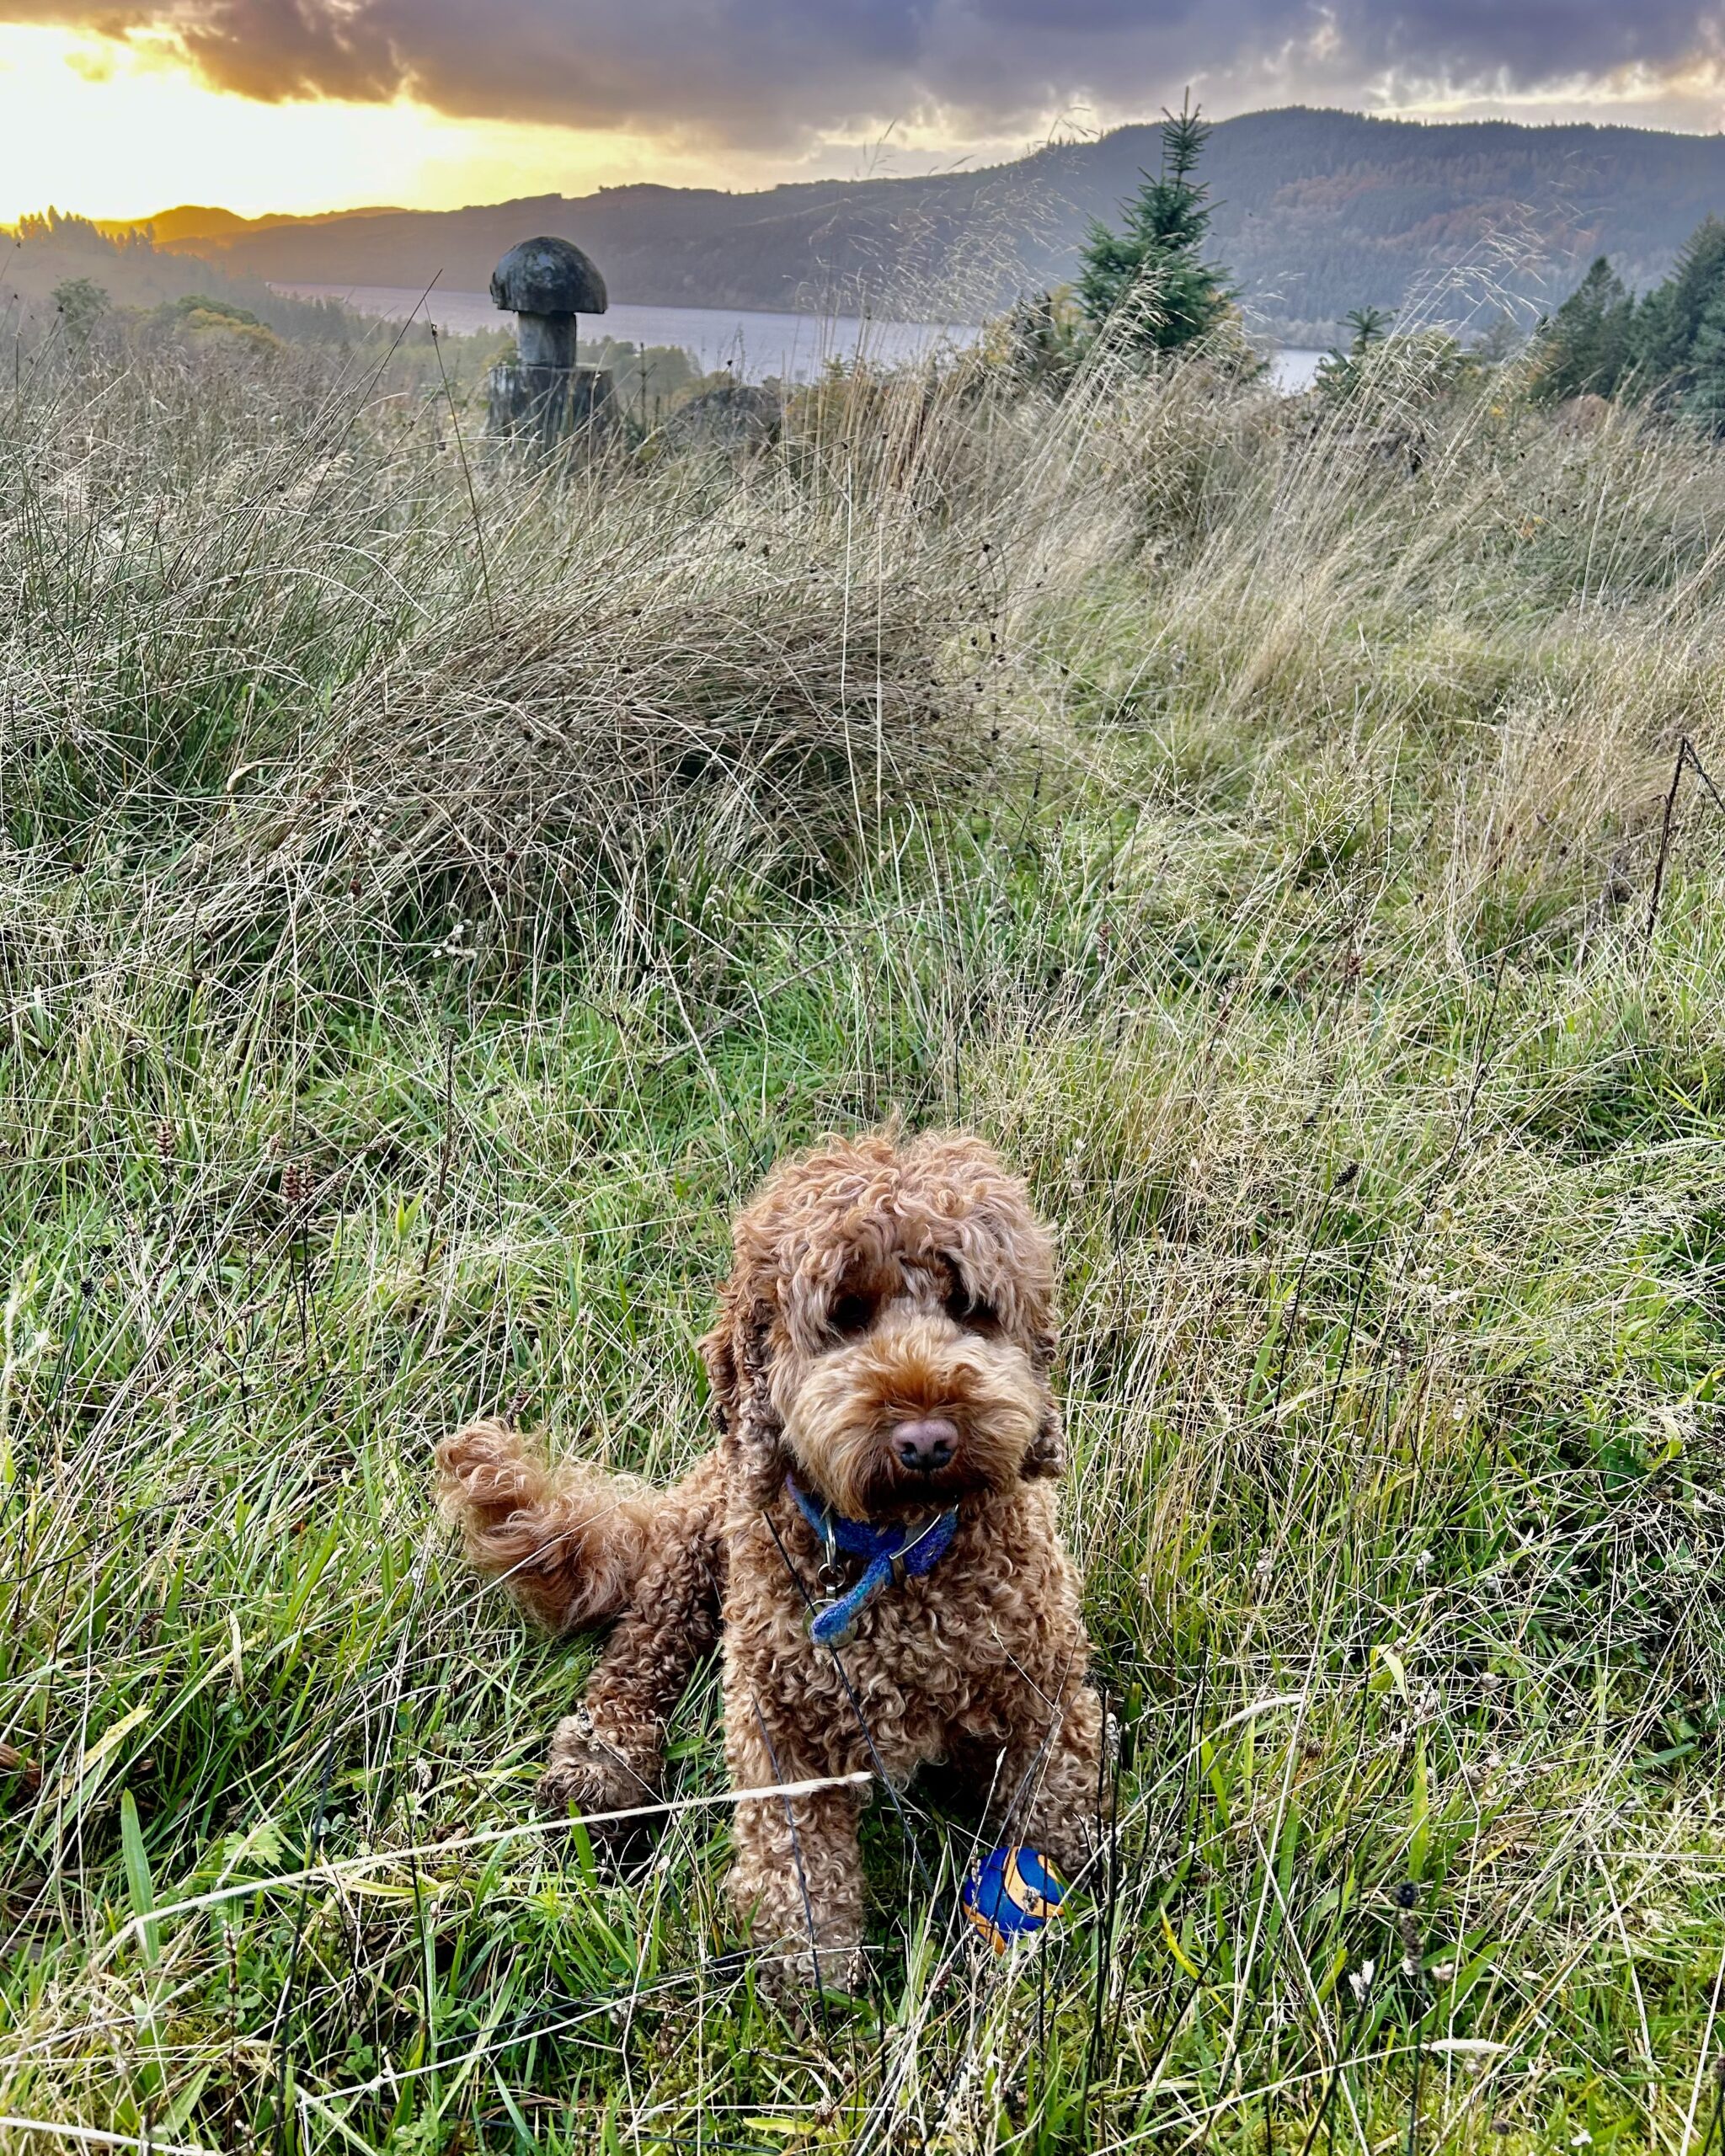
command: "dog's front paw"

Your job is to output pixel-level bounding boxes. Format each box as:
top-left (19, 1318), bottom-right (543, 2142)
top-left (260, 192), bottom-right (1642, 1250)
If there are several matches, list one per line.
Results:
top-left (754, 1937), bottom-right (868, 2010)
top-left (537, 1713), bottom-right (660, 1840)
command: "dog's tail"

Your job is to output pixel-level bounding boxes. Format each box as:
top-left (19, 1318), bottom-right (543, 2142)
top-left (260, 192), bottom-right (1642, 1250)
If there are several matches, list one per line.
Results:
top-left (435, 1417), bottom-right (663, 1633)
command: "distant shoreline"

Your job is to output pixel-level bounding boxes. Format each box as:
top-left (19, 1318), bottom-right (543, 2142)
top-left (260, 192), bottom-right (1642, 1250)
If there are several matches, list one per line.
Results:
top-left (274, 282), bottom-right (1325, 391)
top-left (271, 284), bottom-right (982, 386)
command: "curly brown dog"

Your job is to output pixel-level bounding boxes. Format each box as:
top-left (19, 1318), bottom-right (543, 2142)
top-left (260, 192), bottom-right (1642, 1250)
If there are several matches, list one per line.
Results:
top-left (436, 1129), bottom-right (1106, 1988)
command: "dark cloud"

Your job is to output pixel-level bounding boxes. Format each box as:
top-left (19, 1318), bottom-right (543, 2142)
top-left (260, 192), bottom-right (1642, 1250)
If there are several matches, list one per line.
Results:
top-left (16, 0), bottom-right (1725, 143)
top-left (169, 0), bottom-right (947, 133)
top-left (1353, 0), bottom-right (1712, 82)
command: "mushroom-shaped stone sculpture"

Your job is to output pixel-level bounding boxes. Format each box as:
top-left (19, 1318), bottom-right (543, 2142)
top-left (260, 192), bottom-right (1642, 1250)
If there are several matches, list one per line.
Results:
top-left (490, 235), bottom-right (608, 371)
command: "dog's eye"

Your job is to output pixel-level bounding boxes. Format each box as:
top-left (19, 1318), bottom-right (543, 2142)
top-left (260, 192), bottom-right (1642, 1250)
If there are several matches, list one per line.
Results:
top-left (829, 1292), bottom-right (875, 1339)
top-left (946, 1282), bottom-right (1001, 1332)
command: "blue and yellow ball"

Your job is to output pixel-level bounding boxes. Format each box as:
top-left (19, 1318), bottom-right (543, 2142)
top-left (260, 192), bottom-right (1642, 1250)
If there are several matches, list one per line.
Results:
top-left (961, 1846), bottom-right (1068, 1954)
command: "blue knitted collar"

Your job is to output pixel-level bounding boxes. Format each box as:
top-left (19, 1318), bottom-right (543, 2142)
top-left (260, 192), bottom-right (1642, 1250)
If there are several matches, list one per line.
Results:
top-left (786, 1476), bottom-right (960, 1646)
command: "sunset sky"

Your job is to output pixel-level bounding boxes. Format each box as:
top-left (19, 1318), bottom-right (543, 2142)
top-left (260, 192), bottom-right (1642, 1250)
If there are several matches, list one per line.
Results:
top-left (4, 2), bottom-right (1725, 224)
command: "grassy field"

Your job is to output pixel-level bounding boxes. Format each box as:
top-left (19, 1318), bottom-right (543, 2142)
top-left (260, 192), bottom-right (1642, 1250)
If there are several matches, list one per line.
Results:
top-left (3, 327), bottom-right (1725, 2155)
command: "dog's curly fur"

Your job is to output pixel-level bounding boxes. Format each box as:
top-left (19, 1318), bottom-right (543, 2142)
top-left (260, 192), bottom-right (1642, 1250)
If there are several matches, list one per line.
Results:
top-left (436, 1129), bottom-right (1106, 1988)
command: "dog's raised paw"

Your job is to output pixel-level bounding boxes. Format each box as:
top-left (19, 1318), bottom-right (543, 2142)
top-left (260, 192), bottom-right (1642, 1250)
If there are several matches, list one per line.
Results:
top-left (434, 1418), bottom-right (540, 1518)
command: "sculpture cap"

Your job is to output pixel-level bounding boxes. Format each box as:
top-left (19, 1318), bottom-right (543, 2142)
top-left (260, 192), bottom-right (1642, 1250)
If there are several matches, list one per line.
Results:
top-left (490, 236), bottom-right (608, 318)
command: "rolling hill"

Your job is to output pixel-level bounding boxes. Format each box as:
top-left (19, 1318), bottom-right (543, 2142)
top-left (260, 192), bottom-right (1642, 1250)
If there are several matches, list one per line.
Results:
top-left (99, 106), bottom-right (1725, 342)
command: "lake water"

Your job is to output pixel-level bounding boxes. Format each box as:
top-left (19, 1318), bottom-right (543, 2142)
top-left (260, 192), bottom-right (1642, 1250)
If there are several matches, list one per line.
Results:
top-left (276, 283), bottom-right (1326, 392)
top-left (1273, 347), bottom-right (1325, 392)
top-left (276, 285), bottom-right (975, 382)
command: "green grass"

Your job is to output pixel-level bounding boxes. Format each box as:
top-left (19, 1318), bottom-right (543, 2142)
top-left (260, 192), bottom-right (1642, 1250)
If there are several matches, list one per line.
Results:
top-left (3, 333), bottom-right (1725, 2154)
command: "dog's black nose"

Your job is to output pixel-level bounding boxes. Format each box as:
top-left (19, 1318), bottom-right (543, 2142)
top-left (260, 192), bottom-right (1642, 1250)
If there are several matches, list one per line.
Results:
top-left (894, 1417), bottom-right (958, 1472)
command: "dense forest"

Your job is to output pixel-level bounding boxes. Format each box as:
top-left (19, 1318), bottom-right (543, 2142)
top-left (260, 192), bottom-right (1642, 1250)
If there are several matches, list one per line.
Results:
top-left (82, 105), bottom-right (1725, 341)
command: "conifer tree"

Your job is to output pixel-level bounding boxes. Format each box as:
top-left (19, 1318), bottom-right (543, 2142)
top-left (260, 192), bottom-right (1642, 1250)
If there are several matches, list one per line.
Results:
top-left (1077, 97), bottom-right (1233, 355)
top-left (1531, 257), bottom-right (1637, 401)
top-left (1314, 305), bottom-right (1396, 401)
top-left (1637, 216), bottom-right (1725, 391)
top-left (1537, 220), bottom-right (1725, 412)
top-left (1681, 285), bottom-right (1725, 434)
top-left (1342, 306), bottom-right (1394, 350)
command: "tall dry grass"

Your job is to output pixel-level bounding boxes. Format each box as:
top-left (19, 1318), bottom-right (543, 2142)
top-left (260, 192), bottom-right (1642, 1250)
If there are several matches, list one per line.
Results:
top-left (1, 325), bottom-right (1723, 2154)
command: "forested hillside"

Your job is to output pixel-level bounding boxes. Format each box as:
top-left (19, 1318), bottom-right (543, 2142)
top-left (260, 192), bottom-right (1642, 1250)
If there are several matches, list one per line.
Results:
top-left (110, 105), bottom-right (1725, 339)
top-left (0, 209), bottom-right (346, 332)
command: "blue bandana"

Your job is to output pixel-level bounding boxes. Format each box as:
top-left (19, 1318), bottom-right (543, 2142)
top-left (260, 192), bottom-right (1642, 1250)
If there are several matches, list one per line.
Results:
top-left (786, 1477), bottom-right (960, 1646)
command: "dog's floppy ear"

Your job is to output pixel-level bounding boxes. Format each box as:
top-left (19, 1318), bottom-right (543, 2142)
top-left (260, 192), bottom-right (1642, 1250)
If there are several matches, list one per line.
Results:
top-left (1021, 1394), bottom-right (1066, 1481)
top-left (1017, 1313), bottom-right (1065, 1481)
top-left (697, 1298), bottom-right (740, 1434)
top-left (700, 1269), bottom-right (788, 1504)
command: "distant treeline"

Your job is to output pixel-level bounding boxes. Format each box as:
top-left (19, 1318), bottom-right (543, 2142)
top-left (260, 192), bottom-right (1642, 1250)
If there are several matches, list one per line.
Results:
top-left (2, 210), bottom-right (366, 341)
top-left (90, 106), bottom-right (1725, 343)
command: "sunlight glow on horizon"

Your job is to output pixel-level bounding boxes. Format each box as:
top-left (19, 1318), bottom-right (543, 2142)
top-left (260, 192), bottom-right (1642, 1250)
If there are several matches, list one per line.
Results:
top-left (0, 25), bottom-right (750, 224)
top-left (3, 19), bottom-right (1723, 230)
